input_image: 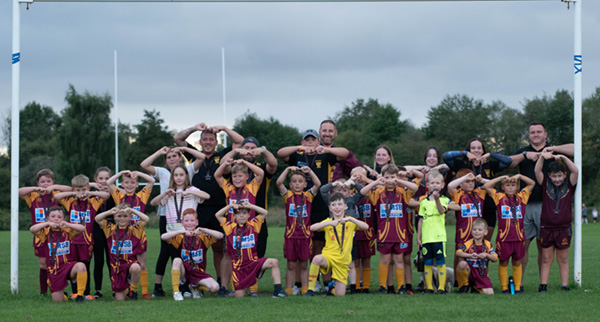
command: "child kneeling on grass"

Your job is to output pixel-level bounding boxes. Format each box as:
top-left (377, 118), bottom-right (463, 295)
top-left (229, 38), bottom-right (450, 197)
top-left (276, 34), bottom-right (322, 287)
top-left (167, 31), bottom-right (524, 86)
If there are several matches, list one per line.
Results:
top-left (162, 208), bottom-right (223, 301)
top-left (455, 218), bottom-right (498, 295)
top-left (95, 203), bottom-right (149, 300)
top-left (216, 202), bottom-right (288, 298)
top-left (306, 192), bottom-right (369, 297)
top-left (30, 206), bottom-right (87, 303)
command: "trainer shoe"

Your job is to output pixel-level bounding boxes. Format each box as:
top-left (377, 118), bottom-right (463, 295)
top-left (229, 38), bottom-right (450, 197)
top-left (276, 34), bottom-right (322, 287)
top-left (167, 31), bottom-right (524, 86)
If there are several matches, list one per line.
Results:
top-left (362, 288), bottom-right (370, 294)
top-left (183, 291), bottom-right (192, 298)
top-left (502, 290), bottom-right (509, 294)
top-left (561, 286), bottom-right (570, 291)
top-left (84, 295), bottom-right (95, 300)
top-left (326, 281), bottom-right (336, 296)
top-left (414, 281), bottom-right (425, 293)
top-left (387, 286), bottom-right (395, 294)
top-left (424, 289), bottom-right (434, 294)
top-left (515, 290), bottom-right (523, 294)
top-left (304, 290), bottom-right (315, 297)
top-left (152, 288), bottom-right (165, 298)
top-left (129, 291), bottom-right (138, 300)
top-left (437, 290), bottom-right (447, 295)
top-left (217, 286), bottom-right (228, 297)
top-left (397, 286), bottom-right (412, 295)
top-left (292, 285), bottom-right (301, 295)
top-left (457, 285), bottom-right (470, 294)
top-left (378, 286), bottom-right (387, 294)
top-left (273, 289), bottom-right (289, 298)
top-left (538, 284), bottom-right (548, 293)
top-left (142, 293), bottom-right (151, 299)
top-left (70, 294), bottom-right (78, 300)
top-left (94, 291), bottom-right (103, 299)
top-left (173, 292), bottom-right (184, 301)
top-left (75, 295), bottom-right (84, 303)
top-left (189, 285), bottom-right (203, 299)
top-left (249, 292), bottom-right (259, 297)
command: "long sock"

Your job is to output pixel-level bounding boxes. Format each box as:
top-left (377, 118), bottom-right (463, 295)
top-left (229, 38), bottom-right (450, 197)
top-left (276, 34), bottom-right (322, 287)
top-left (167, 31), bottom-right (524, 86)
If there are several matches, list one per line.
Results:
top-left (198, 285), bottom-right (209, 292)
top-left (308, 264), bottom-right (320, 291)
top-left (140, 270), bottom-right (149, 295)
top-left (362, 268), bottom-right (371, 290)
top-left (285, 288), bottom-right (293, 295)
top-left (438, 265), bottom-right (447, 291)
top-left (76, 272), bottom-right (87, 296)
top-left (498, 265), bottom-right (509, 291)
top-left (457, 268), bottom-right (469, 288)
top-left (394, 268), bottom-right (405, 290)
top-left (301, 286), bottom-right (308, 295)
top-left (250, 283), bottom-right (258, 294)
top-left (40, 269), bottom-right (48, 294)
top-left (513, 265), bottom-right (523, 291)
top-left (71, 280), bottom-right (77, 294)
top-left (154, 283), bottom-right (163, 291)
top-left (171, 270), bottom-right (181, 295)
top-left (424, 265), bottom-right (434, 290)
top-left (378, 264), bottom-right (388, 288)
top-left (130, 283), bottom-right (139, 292)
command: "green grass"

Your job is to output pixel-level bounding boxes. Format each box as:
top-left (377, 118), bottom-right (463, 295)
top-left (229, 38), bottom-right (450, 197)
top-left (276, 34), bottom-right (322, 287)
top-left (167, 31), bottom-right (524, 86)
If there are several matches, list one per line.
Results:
top-left (1, 224), bottom-right (599, 321)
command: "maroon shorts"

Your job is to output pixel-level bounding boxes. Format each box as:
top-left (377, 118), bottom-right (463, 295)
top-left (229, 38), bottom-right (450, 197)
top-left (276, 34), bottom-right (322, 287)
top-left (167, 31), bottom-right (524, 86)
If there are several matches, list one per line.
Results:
top-left (184, 267), bottom-right (214, 286)
top-left (406, 234), bottom-right (413, 256)
top-left (495, 240), bottom-right (525, 261)
top-left (69, 244), bottom-right (92, 261)
top-left (284, 238), bottom-right (312, 261)
top-left (377, 242), bottom-right (410, 255)
top-left (468, 266), bottom-right (492, 290)
top-left (48, 262), bottom-right (77, 293)
top-left (539, 228), bottom-right (571, 250)
top-left (110, 261), bottom-right (137, 292)
top-left (357, 239), bottom-right (375, 259)
top-left (34, 244), bottom-right (48, 258)
top-left (232, 257), bottom-right (268, 290)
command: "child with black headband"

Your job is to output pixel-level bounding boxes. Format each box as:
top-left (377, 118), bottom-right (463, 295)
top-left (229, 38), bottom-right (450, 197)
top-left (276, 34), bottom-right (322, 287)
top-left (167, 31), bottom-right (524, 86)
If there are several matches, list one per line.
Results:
top-left (535, 153), bottom-right (578, 292)
top-left (95, 203), bottom-right (149, 300)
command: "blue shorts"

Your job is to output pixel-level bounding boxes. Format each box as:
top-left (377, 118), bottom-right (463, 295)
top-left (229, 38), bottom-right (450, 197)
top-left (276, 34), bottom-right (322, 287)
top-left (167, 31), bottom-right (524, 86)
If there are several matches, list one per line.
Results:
top-left (422, 242), bottom-right (446, 266)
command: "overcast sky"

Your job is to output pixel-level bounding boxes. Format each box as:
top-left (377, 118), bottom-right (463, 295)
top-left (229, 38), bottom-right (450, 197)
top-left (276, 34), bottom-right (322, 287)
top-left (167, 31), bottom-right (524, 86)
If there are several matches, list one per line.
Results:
top-left (1, 0), bottom-right (599, 138)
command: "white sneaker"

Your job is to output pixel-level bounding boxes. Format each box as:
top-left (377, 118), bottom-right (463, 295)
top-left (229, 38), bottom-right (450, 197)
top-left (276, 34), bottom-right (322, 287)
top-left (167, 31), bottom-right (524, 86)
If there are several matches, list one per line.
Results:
top-left (292, 285), bottom-right (301, 295)
top-left (183, 291), bottom-right (192, 298)
top-left (173, 292), bottom-right (184, 301)
top-left (189, 285), bottom-right (203, 299)
top-left (314, 282), bottom-right (322, 293)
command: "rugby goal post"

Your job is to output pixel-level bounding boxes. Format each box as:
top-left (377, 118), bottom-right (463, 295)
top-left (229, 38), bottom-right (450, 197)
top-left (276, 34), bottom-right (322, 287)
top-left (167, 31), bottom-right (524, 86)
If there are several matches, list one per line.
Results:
top-left (11, 0), bottom-right (582, 294)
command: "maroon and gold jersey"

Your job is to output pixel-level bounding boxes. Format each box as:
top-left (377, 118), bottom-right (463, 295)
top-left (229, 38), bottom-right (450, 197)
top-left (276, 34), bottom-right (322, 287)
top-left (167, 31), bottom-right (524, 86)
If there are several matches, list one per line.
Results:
top-left (168, 233), bottom-right (216, 272)
top-left (366, 187), bottom-right (414, 244)
top-left (491, 188), bottom-right (531, 242)
top-left (450, 188), bottom-right (486, 246)
top-left (283, 190), bottom-right (315, 239)
top-left (221, 179), bottom-right (260, 222)
top-left (354, 198), bottom-right (375, 241)
top-left (111, 186), bottom-right (152, 226)
top-left (541, 178), bottom-right (576, 229)
top-left (100, 221), bottom-right (145, 267)
top-left (61, 197), bottom-right (104, 245)
top-left (221, 216), bottom-right (264, 270)
top-left (457, 239), bottom-right (497, 273)
top-left (23, 191), bottom-right (60, 248)
top-left (36, 227), bottom-right (78, 272)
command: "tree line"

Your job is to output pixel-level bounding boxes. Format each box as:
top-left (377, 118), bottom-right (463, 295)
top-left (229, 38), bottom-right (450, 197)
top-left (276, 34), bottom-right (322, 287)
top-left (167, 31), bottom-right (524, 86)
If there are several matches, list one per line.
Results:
top-left (1, 84), bottom-right (599, 229)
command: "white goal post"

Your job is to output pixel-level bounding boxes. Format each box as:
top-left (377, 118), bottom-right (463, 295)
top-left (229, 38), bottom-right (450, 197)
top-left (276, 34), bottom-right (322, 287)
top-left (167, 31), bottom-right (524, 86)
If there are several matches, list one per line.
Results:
top-left (10, 0), bottom-right (582, 294)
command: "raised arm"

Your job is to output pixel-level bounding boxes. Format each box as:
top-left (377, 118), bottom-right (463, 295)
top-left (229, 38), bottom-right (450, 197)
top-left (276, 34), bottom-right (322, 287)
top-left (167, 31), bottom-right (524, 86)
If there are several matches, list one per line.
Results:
top-left (106, 171), bottom-right (126, 191)
top-left (316, 145), bottom-right (349, 161)
top-left (140, 146), bottom-right (170, 176)
top-left (95, 207), bottom-right (118, 224)
top-left (30, 221), bottom-right (52, 234)
top-left (214, 158), bottom-right (233, 187)
top-left (215, 204), bottom-right (235, 224)
top-left (305, 167), bottom-right (321, 194)
top-left (19, 186), bottom-right (40, 198)
top-left (361, 177), bottom-right (384, 196)
top-left (54, 191), bottom-right (76, 202)
top-left (396, 178), bottom-right (418, 194)
top-left (556, 154), bottom-right (578, 186)
top-left (256, 146), bottom-right (278, 175)
top-left (275, 167), bottom-right (294, 195)
top-left (513, 174), bottom-right (535, 192)
top-left (343, 216), bottom-right (369, 230)
top-left (483, 175), bottom-right (506, 196)
top-left (210, 125), bottom-right (244, 149)
top-left (534, 153), bottom-right (548, 185)
top-left (442, 150), bottom-right (469, 171)
top-left (197, 227), bottom-right (224, 240)
top-left (277, 145), bottom-right (301, 163)
top-left (150, 189), bottom-right (172, 206)
top-left (130, 208), bottom-right (150, 226)
top-left (544, 143), bottom-right (574, 157)
top-left (178, 146), bottom-right (206, 172)
top-left (242, 202), bottom-right (268, 219)
top-left (133, 171), bottom-right (156, 191)
top-left (486, 152), bottom-right (513, 171)
top-left (89, 190), bottom-right (110, 202)
top-left (174, 123), bottom-right (206, 147)
top-left (319, 182), bottom-right (334, 205)
top-left (182, 188), bottom-right (210, 201)
top-left (243, 160), bottom-right (265, 185)
top-left (448, 173), bottom-right (474, 195)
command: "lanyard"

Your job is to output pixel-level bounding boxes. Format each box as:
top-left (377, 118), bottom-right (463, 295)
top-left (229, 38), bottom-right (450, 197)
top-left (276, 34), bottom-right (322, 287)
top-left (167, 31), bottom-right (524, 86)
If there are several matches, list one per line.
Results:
top-left (551, 184), bottom-right (565, 215)
top-left (332, 220), bottom-right (346, 254)
top-left (174, 192), bottom-right (184, 223)
top-left (475, 242), bottom-right (487, 277)
top-left (77, 199), bottom-right (89, 225)
top-left (115, 225), bottom-right (130, 262)
top-left (465, 192), bottom-right (481, 218)
top-left (203, 158), bottom-right (214, 181)
top-left (41, 193), bottom-right (51, 218)
top-left (294, 193), bottom-right (306, 227)
top-left (507, 195), bottom-right (517, 225)
top-left (49, 228), bottom-right (59, 264)
top-left (385, 190), bottom-right (394, 222)
top-left (184, 235), bottom-right (196, 269)
top-left (235, 224), bottom-right (246, 260)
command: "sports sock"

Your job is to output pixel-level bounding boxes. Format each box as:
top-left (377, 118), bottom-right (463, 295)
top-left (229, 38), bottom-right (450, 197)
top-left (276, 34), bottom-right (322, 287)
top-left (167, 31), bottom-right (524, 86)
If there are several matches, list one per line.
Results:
top-left (285, 287), bottom-right (293, 295)
top-left (498, 265), bottom-right (508, 291)
top-left (301, 286), bottom-right (308, 295)
top-left (438, 265), bottom-right (447, 291)
top-left (308, 264), bottom-right (320, 291)
top-left (154, 283), bottom-right (163, 291)
top-left (171, 270), bottom-right (181, 295)
top-left (424, 265), bottom-right (434, 290)
top-left (130, 283), bottom-right (139, 292)
top-left (378, 264), bottom-right (388, 288)
top-left (513, 264), bottom-right (523, 291)
top-left (394, 268), bottom-right (405, 290)
top-left (350, 284), bottom-right (356, 293)
top-left (140, 270), bottom-right (149, 295)
top-left (273, 284), bottom-right (283, 293)
top-left (198, 285), bottom-right (209, 292)
top-left (40, 269), bottom-right (48, 294)
top-left (250, 283), bottom-right (258, 294)
top-left (457, 268), bottom-right (469, 288)
top-left (362, 268), bottom-right (371, 290)
top-left (76, 272), bottom-right (87, 296)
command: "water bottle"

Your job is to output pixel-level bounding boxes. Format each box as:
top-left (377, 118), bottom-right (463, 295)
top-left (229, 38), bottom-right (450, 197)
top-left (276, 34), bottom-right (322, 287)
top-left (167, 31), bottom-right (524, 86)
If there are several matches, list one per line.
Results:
top-left (417, 247), bottom-right (425, 272)
top-left (509, 276), bottom-right (515, 295)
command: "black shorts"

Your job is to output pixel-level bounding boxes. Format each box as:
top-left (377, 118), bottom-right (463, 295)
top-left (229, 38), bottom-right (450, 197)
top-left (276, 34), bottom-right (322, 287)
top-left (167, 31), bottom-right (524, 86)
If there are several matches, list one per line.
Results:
top-left (197, 204), bottom-right (225, 232)
top-left (482, 195), bottom-right (497, 228)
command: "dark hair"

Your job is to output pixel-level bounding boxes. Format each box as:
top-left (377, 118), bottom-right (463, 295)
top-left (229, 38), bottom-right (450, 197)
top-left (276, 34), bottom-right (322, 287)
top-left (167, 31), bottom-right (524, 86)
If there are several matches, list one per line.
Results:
top-left (464, 138), bottom-right (486, 155)
top-left (329, 192), bottom-right (346, 204)
top-left (94, 166), bottom-right (112, 179)
top-left (48, 205), bottom-right (65, 216)
top-left (423, 146), bottom-right (441, 164)
top-left (290, 171), bottom-right (306, 180)
top-left (36, 169), bottom-right (55, 182)
top-left (529, 122), bottom-right (546, 131)
top-left (548, 161), bottom-right (568, 174)
top-left (320, 120), bottom-right (336, 128)
top-left (200, 129), bottom-right (216, 139)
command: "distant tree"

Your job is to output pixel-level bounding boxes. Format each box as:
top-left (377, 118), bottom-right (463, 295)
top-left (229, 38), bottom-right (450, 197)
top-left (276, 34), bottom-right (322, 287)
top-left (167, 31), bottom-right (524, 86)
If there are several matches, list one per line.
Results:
top-left (523, 90), bottom-right (574, 145)
top-left (233, 111), bottom-right (301, 154)
top-left (124, 110), bottom-right (173, 170)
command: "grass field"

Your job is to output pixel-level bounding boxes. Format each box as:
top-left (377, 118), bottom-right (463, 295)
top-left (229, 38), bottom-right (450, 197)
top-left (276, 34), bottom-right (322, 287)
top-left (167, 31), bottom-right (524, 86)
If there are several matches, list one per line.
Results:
top-left (1, 224), bottom-right (599, 321)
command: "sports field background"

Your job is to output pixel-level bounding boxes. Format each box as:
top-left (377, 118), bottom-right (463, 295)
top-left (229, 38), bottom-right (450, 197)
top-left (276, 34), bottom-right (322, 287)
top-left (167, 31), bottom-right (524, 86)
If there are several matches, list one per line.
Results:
top-left (1, 224), bottom-right (598, 321)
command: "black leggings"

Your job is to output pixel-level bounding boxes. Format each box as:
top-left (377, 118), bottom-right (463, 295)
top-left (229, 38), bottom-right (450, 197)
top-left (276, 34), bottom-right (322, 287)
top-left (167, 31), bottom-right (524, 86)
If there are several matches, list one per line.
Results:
top-left (155, 216), bottom-right (179, 276)
top-left (92, 221), bottom-right (111, 292)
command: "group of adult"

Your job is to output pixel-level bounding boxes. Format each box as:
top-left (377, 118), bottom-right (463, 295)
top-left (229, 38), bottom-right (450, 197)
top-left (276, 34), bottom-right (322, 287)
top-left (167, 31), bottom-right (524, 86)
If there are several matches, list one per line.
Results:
top-left (140, 120), bottom-right (573, 295)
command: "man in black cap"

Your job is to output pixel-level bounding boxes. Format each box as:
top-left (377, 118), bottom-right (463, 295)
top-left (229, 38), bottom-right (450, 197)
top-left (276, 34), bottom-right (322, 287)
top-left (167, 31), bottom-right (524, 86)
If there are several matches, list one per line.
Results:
top-left (221, 136), bottom-right (278, 257)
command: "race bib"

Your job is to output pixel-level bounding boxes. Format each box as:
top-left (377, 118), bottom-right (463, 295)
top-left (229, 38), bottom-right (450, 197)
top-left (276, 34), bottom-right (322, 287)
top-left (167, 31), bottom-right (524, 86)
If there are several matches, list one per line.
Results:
top-left (70, 210), bottom-right (91, 223)
top-left (181, 249), bottom-right (203, 264)
top-left (233, 234), bottom-right (255, 250)
top-left (380, 203), bottom-right (402, 218)
top-left (49, 240), bottom-right (70, 256)
top-left (111, 240), bottom-right (133, 255)
top-left (288, 204), bottom-right (308, 218)
top-left (460, 203), bottom-right (480, 218)
top-left (358, 204), bottom-right (371, 218)
top-left (35, 208), bottom-right (46, 223)
top-left (501, 205), bottom-right (523, 219)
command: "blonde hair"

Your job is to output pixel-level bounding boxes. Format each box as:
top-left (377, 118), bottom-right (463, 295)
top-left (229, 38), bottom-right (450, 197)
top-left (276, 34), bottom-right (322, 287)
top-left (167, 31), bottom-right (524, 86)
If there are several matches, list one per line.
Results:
top-left (473, 218), bottom-right (488, 230)
top-left (427, 171), bottom-right (444, 182)
top-left (71, 174), bottom-right (89, 187)
top-left (381, 164), bottom-right (399, 176)
top-left (351, 167), bottom-right (367, 176)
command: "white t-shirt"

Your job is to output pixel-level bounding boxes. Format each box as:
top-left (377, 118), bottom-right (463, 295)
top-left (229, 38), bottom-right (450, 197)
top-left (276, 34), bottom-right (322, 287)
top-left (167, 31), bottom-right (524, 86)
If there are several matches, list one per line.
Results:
top-left (160, 186), bottom-right (204, 232)
top-left (153, 164), bottom-right (198, 216)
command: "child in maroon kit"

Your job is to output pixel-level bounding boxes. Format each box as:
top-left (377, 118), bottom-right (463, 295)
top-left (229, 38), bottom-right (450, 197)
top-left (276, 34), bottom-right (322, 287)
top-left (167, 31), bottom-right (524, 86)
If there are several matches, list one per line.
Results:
top-left (19, 169), bottom-right (71, 295)
top-left (535, 153), bottom-right (578, 292)
top-left (30, 206), bottom-right (87, 302)
top-left (55, 174), bottom-right (110, 299)
top-left (95, 203), bottom-right (149, 300)
top-left (216, 202), bottom-right (288, 298)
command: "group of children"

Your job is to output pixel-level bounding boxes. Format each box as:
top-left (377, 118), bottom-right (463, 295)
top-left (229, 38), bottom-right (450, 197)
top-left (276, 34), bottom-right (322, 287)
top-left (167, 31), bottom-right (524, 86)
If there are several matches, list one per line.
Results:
top-left (20, 142), bottom-right (578, 302)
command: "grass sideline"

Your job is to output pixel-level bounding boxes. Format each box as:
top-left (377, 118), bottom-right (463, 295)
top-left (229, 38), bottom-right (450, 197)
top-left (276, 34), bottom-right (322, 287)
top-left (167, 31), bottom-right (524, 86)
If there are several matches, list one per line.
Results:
top-left (1, 224), bottom-right (599, 321)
